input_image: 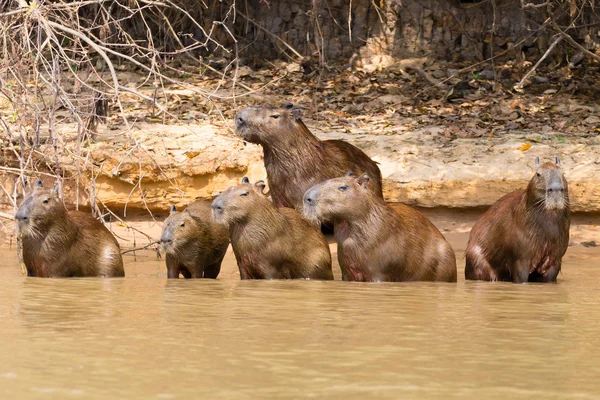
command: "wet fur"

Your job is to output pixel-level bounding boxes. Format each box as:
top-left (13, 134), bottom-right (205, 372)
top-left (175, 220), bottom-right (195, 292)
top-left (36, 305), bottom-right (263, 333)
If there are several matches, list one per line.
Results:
top-left (17, 188), bottom-right (124, 278)
top-left (161, 200), bottom-right (229, 279)
top-left (303, 175), bottom-right (457, 282)
top-left (465, 162), bottom-right (570, 283)
top-left (235, 105), bottom-right (383, 210)
top-left (212, 182), bottom-right (333, 280)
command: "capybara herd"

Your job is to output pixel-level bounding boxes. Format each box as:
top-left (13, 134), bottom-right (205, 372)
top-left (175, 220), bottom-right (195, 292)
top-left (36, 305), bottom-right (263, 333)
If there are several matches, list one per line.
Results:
top-left (15, 104), bottom-right (571, 285)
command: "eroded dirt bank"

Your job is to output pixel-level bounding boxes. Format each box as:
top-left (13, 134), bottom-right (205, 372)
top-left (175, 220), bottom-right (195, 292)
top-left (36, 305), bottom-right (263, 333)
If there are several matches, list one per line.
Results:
top-left (3, 119), bottom-right (596, 214)
top-left (9, 121), bottom-right (600, 212)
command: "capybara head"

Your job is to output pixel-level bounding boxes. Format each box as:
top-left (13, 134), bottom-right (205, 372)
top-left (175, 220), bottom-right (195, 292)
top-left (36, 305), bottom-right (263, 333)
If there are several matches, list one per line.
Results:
top-left (529, 157), bottom-right (569, 210)
top-left (212, 177), bottom-right (269, 227)
top-left (15, 180), bottom-right (66, 238)
top-left (235, 103), bottom-right (302, 144)
top-left (303, 172), bottom-right (372, 225)
top-left (160, 205), bottom-right (199, 254)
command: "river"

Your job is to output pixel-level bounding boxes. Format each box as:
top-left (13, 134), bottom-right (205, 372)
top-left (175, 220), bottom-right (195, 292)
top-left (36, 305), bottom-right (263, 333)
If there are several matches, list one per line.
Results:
top-left (1, 209), bottom-right (599, 399)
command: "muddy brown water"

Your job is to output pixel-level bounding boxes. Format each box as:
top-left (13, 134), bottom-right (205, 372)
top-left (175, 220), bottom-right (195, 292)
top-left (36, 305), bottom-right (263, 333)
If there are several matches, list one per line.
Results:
top-left (1, 208), bottom-right (600, 399)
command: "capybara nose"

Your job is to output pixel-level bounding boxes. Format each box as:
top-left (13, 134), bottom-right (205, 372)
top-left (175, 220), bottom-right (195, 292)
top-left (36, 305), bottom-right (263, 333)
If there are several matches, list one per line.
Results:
top-left (303, 186), bottom-right (320, 206)
top-left (547, 183), bottom-right (564, 194)
top-left (15, 213), bottom-right (28, 222)
top-left (160, 237), bottom-right (172, 244)
top-left (211, 199), bottom-right (224, 212)
top-left (235, 109), bottom-right (248, 128)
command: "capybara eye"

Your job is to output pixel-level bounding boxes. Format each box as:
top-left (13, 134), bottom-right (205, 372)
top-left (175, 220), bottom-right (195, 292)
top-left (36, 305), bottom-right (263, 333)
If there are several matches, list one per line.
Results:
top-left (536, 172), bottom-right (541, 177)
top-left (42, 199), bottom-right (49, 204)
top-left (338, 186), bottom-right (349, 191)
top-left (240, 192), bottom-right (249, 197)
top-left (270, 115), bottom-right (280, 119)
top-left (180, 222), bottom-right (185, 227)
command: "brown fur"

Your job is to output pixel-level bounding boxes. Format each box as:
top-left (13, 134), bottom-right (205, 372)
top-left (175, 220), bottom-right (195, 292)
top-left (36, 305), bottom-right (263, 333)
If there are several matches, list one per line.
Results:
top-left (235, 104), bottom-right (383, 210)
top-left (161, 200), bottom-right (230, 279)
top-left (211, 178), bottom-right (333, 280)
top-left (303, 173), bottom-right (457, 282)
top-left (465, 160), bottom-right (570, 283)
top-left (15, 183), bottom-right (124, 278)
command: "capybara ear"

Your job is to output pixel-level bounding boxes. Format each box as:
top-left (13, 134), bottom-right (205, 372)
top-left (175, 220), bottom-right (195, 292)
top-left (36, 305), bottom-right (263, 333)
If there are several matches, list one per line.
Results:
top-left (34, 179), bottom-right (43, 189)
top-left (170, 205), bottom-right (177, 214)
top-left (282, 103), bottom-right (294, 109)
top-left (357, 173), bottom-right (371, 188)
top-left (254, 180), bottom-right (266, 194)
top-left (345, 171), bottom-right (354, 177)
top-left (292, 107), bottom-right (301, 120)
top-left (555, 156), bottom-right (560, 166)
top-left (535, 157), bottom-right (540, 167)
top-left (241, 176), bottom-right (250, 184)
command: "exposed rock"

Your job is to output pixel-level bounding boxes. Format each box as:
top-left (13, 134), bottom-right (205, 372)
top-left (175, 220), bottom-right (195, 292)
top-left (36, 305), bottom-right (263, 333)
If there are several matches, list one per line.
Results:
top-left (478, 69), bottom-right (496, 80)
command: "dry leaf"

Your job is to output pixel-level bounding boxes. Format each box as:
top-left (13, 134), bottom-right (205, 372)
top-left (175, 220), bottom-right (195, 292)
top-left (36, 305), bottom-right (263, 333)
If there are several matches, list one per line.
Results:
top-left (519, 143), bottom-right (532, 151)
top-left (185, 151), bottom-right (201, 159)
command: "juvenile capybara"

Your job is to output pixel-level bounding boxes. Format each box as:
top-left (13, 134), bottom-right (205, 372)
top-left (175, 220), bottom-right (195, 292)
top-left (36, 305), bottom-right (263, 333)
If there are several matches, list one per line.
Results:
top-left (303, 172), bottom-right (457, 282)
top-left (211, 177), bottom-right (333, 280)
top-left (160, 200), bottom-right (230, 279)
top-left (465, 157), bottom-right (570, 283)
top-left (15, 180), bottom-right (124, 278)
top-left (235, 104), bottom-right (383, 210)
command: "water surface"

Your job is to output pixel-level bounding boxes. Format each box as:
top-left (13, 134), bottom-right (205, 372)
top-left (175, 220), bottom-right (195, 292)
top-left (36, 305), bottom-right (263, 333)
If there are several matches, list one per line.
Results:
top-left (1, 210), bottom-right (600, 399)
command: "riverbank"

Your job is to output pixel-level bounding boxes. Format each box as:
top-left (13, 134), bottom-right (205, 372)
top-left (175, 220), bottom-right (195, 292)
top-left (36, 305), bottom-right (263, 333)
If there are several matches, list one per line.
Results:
top-left (1, 118), bottom-right (598, 214)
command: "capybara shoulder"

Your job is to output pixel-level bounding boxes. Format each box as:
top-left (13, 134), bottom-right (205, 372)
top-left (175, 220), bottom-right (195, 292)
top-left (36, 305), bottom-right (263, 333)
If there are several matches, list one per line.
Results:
top-left (465, 157), bottom-right (570, 283)
top-left (212, 177), bottom-right (332, 280)
top-left (235, 104), bottom-right (383, 210)
top-left (160, 199), bottom-right (229, 279)
top-left (303, 173), bottom-right (456, 282)
top-left (15, 181), bottom-right (124, 278)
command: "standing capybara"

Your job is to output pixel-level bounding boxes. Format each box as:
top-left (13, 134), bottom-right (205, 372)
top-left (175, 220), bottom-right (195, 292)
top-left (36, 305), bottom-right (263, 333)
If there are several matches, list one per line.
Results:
top-left (303, 173), bottom-right (457, 282)
top-left (465, 157), bottom-right (570, 283)
top-left (234, 104), bottom-right (383, 210)
top-left (211, 177), bottom-right (333, 280)
top-left (15, 180), bottom-right (124, 277)
top-left (160, 200), bottom-right (230, 279)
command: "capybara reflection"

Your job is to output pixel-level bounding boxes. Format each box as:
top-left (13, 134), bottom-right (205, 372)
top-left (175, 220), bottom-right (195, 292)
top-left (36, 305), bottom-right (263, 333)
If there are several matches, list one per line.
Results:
top-left (160, 200), bottom-right (229, 279)
top-left (211, 177), bottom-right (333, 280)
top-left (303, 172), bottom-right (457, 282)
top-left (465, 157), bottom-right (570, 283)
top-left (15, 180), bottom-right (124, 277)
top-left (235, 104), bottom-right (383, 210)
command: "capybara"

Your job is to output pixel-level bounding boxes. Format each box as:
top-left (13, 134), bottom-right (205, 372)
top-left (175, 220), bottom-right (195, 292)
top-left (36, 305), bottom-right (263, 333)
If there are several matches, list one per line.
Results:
top-left (160, 200), bottom-right (230, 279)
top-left (15, 180), bottom-right (124, 277)
top-left (303, 172), bottom-right (457, 282)
top-left (465, 157), bottom-right (570, 283)
top-left (211, 177), bottom-right (333, 280)
top-left (234, 104), bottom-right (383, 210)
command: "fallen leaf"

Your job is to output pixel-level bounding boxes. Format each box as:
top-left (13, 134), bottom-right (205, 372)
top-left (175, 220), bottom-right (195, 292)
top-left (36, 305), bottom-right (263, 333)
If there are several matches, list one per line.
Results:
top-left (519, 143), bottom-right (532, 151)
top-left (584, 116), bottom-right (600, 125)
top-left (185, 151), bottom-right (201, 159)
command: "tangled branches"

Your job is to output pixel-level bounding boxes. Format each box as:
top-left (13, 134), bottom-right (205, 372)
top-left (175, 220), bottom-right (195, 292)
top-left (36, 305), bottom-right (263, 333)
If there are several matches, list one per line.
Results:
top-left (0, 0), bottom-right (243, 246)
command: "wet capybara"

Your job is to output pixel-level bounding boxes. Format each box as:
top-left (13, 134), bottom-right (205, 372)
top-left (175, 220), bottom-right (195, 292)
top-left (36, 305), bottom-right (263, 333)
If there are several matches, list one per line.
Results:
top-left (160, 200), bottom-right (230, 279)
top-left (235, 104), bottom-right (383, 210)
top-left (15, 180), bottom-right (124, 278)
top-left (211, 177), bottom-right (333, 280)
top-left (303, 172), bottom-right (457, 282)
top-left (465, 157), bottom-right (570, 283)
